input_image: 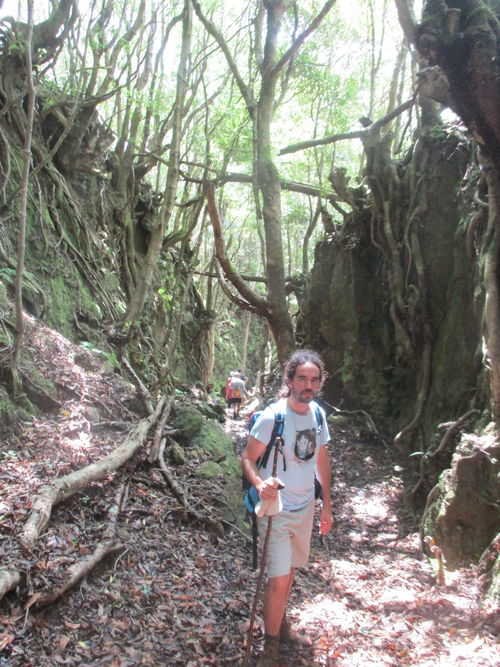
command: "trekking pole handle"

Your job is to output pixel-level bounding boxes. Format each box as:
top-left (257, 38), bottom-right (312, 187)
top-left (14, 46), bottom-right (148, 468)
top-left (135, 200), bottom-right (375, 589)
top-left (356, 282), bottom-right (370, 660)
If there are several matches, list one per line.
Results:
top-left (271, 435), bottom-right (282, 476)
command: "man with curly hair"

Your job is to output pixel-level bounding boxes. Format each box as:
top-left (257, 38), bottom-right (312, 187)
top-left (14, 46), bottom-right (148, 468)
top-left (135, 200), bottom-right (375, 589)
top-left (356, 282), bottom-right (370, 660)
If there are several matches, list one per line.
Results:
top-left (241, 349), bottom-right (333, 666)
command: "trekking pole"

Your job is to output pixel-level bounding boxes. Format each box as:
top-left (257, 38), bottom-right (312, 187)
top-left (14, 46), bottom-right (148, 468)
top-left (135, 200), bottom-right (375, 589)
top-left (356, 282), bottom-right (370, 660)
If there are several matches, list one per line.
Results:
top-left (242, 436), bottom-right (282, 666)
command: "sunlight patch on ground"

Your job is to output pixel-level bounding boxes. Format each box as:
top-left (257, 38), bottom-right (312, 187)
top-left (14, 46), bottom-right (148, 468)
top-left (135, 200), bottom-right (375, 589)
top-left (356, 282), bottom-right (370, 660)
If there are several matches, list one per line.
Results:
top-left (336, 646), bottom-right (402, 666)
top-left (375, 583), bottom-right (421, 605)
top-left (443, 636), bottom-right (497, 664)
top-left (66, 429), bottom-right (92, 453)
top-left (347, 483), bottom-right (393, 522)
top-left (298, 596), bottom-right (357, 632)
top-left (417, 635), bottom-right (498, 666)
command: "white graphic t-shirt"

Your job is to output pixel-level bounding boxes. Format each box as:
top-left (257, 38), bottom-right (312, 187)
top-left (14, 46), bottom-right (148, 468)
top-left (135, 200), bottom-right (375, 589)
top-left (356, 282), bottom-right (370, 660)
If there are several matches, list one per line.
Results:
top-left (250, 398), bottom-right (330, 510)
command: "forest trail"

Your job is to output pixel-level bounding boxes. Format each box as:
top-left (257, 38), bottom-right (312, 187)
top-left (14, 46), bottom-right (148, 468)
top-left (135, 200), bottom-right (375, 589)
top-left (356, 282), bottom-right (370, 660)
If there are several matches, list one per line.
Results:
top-left (0, 321), bottom-right (498, 666)
top-left (224, 411), bottom-right (499, 666)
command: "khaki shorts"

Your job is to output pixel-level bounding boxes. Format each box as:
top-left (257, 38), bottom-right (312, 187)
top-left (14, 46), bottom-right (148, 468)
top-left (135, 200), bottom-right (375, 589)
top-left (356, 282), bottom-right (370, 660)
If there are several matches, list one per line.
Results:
top-left (257, 500), bottom-right (315, 578)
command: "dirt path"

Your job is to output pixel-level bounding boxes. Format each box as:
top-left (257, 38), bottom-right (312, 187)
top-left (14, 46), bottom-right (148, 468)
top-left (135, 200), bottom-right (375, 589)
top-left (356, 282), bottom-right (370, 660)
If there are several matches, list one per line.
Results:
top-left (227, 413), bottom-right (498, 666)
top-left (0, 328), bottom-right (498, 666)
top-left (275, 418), bottom-right (498, 666)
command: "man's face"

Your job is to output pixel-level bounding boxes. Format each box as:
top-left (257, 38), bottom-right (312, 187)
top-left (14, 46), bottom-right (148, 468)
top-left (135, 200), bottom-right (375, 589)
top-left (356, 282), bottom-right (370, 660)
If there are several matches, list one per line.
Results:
top-left (287, 361), bottom-right (322, 404)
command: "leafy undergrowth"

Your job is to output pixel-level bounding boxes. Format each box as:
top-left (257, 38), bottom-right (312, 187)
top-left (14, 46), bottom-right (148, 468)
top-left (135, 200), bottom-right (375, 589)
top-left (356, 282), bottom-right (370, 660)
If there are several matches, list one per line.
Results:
top-left (0, 318), bottom-right (498, 666)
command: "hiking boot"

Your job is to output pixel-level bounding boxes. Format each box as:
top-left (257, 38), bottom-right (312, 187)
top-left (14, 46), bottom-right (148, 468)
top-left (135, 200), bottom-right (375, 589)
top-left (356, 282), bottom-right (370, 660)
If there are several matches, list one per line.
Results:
top-left (280, 617), bottom-right (312, 646)
top-left (257, 634), bottom-right (280, 666)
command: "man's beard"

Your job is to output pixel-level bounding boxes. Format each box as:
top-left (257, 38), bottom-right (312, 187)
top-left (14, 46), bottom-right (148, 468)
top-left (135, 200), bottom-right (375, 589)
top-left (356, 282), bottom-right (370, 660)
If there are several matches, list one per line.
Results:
top-left (291, 388), bottom-right (316, 404)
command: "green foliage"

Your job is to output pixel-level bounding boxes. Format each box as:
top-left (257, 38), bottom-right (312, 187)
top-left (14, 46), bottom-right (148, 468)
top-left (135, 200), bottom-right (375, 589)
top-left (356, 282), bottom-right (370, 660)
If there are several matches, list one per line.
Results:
top-left (3, 0), bottom-right (412, 389)
top-left (208, 105), bottom-right (253, 168)
top-left (79, 341), bottom-right (119, 368)
top-left (6, 35), bottom-right (24, 57)
top-left (0, 267), bottom-right (16, 284)
top-left (158, 287), bottom-right (173, 311)
top-left (0, 449), bottom-right (19, 462)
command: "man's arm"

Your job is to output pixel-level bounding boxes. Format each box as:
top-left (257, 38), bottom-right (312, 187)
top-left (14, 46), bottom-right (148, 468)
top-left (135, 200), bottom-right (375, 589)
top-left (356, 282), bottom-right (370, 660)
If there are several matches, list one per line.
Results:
top-left (241, 435), bottom-right (280, 500)
top-left (316, 444), bottom-right (333, 534)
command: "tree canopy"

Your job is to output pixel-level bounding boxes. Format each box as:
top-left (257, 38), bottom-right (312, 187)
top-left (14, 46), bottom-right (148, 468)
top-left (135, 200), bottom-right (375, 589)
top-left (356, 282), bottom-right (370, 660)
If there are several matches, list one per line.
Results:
top-left (0, 0), bottom-right (417, 367)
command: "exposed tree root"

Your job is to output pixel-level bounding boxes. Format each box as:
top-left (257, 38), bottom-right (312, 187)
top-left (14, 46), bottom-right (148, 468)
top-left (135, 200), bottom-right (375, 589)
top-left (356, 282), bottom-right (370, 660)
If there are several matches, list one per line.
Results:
top-left (25, 484), bottom-right (127, 610)
top-left (122, 356), bottom-right (154, 415)
top-left (394, 339), bottom-right (432, 451)
top-left (148, 396), bottom-right (174, 463)
top-left (20, 396), bottom-right (167, 552)
top-left (324, 401), bottom-right (385, 443)
top-left (26, 540), bottom-right (124, 611)
top-left (431, 409), bottom-right (480, 459)
top-left (412, 408), bottom-right (481, 499)
top-left (0, 568), bottom-right (21, 599)
top-left (157, 438), bottom-right (224, 537)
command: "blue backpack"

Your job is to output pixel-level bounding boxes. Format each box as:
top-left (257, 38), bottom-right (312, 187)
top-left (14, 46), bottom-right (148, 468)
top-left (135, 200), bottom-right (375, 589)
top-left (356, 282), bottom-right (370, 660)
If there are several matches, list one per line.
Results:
top-left (243, 405), bottom-right (324, 568)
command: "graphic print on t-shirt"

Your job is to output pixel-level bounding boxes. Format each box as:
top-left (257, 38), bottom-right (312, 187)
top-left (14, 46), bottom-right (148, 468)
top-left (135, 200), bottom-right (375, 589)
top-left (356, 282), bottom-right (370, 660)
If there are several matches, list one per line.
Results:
top-left (294, 428), bottom-right (316, 460)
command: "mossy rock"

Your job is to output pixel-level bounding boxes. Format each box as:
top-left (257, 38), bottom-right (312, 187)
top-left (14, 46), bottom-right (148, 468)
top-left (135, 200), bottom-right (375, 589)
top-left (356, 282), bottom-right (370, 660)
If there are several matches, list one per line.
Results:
top-left (422, 429), bottom-right (500, 568)
top-left (172, 405), bottom-right (204, 439)
top-left (191, 420), bottom-right (240, 477)
top-left (19, 348), bottom-right (60, 411)
top-left (484, 551), bottom-right (500, 607)
top-left (167, 442), bottom-right (187, 465)
top-left (197, 400), bottom-right (226, 423)
top-left (195, 461), bottom-right (223, 479)
top-left (223, 478), bottom-right (248, 528)
top-left (192, 422), bottom-right (247, 528)
top-left (0, 387), bottom-right (35, 438)
top-left (194, 460), bottom-right (248, 529)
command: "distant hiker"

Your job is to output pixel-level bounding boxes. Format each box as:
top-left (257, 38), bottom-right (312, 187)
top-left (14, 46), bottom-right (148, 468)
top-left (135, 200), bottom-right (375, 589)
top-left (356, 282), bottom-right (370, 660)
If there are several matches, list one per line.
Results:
top-left (240, 349), bottom-right (333, 666)
top-left (225, 374), bottom-right (234, 407)
top-left (230, 371), bottom-right (247, 419)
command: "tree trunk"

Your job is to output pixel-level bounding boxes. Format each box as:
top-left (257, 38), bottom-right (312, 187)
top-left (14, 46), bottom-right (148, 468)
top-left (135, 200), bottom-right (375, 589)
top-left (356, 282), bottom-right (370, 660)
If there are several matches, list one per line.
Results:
top-left (255, 1), bottom-right (295, 364)
top-left (483, 170), bottom-right (500, 422)
top-left (202, 315), bottom-right (216, 390)
top-left (11, 0), bottom-right (35, 399)
top-left (414, 0), bottom-right (500, 424)
top-left (199, 255), bottom-right (217, 391)
top-left (241, 310), bottom-right (251, 373)
top-left (125, 0), bottom-right (192, 325)
top-left (195, 0), bottom-right (335, 366)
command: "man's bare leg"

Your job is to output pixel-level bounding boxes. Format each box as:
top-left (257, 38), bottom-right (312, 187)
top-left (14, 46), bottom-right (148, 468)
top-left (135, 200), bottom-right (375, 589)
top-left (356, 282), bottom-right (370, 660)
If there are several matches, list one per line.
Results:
top-left (278, 567), bottom-right (312, 645)
top-left (263, 569), bottom-right (294, 635)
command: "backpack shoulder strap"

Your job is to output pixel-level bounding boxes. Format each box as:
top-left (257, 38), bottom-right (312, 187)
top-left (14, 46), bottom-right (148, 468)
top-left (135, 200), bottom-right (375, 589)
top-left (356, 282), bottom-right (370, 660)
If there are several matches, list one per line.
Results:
top-left (313, 403), bottom-right (323, 429)
top-left (274, 410), bottom-right (285, 435)
top-left (258, 409), bottom-right (284, 469)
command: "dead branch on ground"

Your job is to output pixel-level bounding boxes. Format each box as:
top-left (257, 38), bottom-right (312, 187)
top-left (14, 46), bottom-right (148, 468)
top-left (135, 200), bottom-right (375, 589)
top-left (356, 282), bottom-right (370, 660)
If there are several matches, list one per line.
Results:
top-left (20, 396), bottom-right (167, 552)
top-left (26, 484), bottom-right (127, 609)
top-left (122, 357), bottom-right (154, 415)
top-left (0, 568), bottom-right (22, 599)
top-left (148, 396), bottom-right (174, 463)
